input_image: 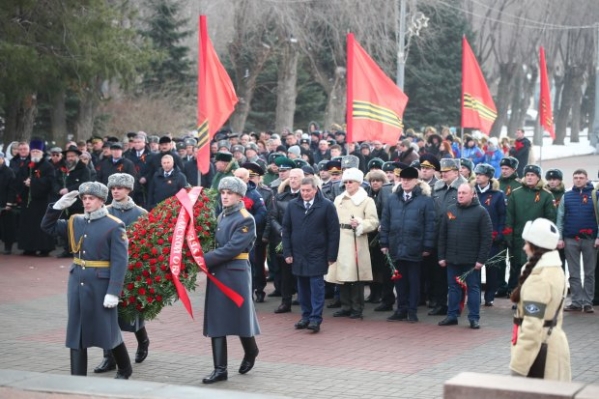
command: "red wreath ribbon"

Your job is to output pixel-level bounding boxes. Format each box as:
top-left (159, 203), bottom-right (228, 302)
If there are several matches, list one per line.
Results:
top-left (169, 188), bottom-right (244, 319)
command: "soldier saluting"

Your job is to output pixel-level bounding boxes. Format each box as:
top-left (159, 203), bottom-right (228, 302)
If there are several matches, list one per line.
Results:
top-left (41, 181), bottom-right (133, 379)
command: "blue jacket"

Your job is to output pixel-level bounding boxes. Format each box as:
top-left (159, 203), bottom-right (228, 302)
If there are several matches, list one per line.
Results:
top-left (282, 189), bottom-right (340, 276)
top-left (475, 180), bottom-right (506, 244)
top-left (484, 147), bottom-right (504, 178)
top-left (380, 182), bottom-right (436, 262)
top-left (244, 180), bottom-right (267, 236)
top-left (462, 145), bottom-right (485, 165)
top-left (558, 182), bottom-right (598, 239)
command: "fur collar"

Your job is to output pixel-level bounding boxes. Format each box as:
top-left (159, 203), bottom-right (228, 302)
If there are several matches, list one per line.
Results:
top-left (532, 250), bottom-right (563, 270)
top-left (342, 186), bottom-right (369, 206)
top-left (471, 178), bottom-right (500, 191)
top-left (84, 205), bottom-right (108, 221)
top-left (222, 201), bottom-right (244, 216)
top-left (434, 174), bottom-right (467, 192)
top-left (110, 197), bottom-right (136, 211)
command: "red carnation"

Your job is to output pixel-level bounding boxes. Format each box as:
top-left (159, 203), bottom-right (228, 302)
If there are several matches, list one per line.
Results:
top-left (154, 276), bottom-right (162, 283)
top-left (147, 296), bottom-right (154, 304)
top-left (28, 161), bottom-right (36, 169)
top-left (150, 266), bottom-right (157, 273)
top-left (165, 273), bottom-right (172, 281)
top-left (128, 264), bottom-right (134, 271)
top-left (146, 278), bottom-right (152, 285)
top-left (138, 288), bottom-right (146, 295)
top-left (135, 261), bottom-right (143, 268)
top-left (151, 247), bottom-right (158, 255)
top-left (158, 255), bottom-right (165, 262)
top-left (160, 265), bottom-right (167, 271)
top-left (156, 295), bottom-right (163, 302)
top-left (149, 258), bottom-right (157, 265)
top-left (127, 283), bottom-right (134, 290)
top-left (142, 254), bottom-right (150, 260)
top-left (129, 296), bottom-right (136, 305)
top-left (162, 247), bottom-right (169, 255)
top-left (135, 276), bottom-right (142, 281)
top-left (142, 270), bottom-right (150, 277)
top-left (157, 238), bottom-right (164, 245)
top-left (149, 288), bottom-right (155, 294)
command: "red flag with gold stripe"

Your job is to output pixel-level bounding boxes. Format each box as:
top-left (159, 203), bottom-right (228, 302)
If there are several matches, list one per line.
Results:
top-left (346, 33), bottom-right (408, 144)
top-left (197, 15), bottom-right (238, 174)
top-left (539, 46), bottom-right (555, 139)
top-left (461, 37), bottom-right (497, 135)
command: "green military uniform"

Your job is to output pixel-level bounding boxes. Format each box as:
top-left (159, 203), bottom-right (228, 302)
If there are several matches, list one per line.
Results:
top-left (505, 179), bottom-right (556, 287)
top-left (499, 174), bottom-right (522, 199)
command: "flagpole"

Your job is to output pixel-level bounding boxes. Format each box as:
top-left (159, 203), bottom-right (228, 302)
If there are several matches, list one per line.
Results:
top-left (346, 33), bottom-right (354, 145)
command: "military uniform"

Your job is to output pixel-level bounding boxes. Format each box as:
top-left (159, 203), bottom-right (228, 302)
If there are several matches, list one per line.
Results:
top-left (42, 206), bottom-right (128, 349)
top-left (499, 173), bottom-right (522, 199)
top-left (505, 180), bottom-right (556, 290)
top-left (203, 202), bottom-right (260, 337)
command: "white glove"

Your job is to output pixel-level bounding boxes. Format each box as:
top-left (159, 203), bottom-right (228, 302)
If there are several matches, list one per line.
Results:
top-left (103, 294), bottom-right (119, 308)
top-left (53, 190), bottom-right (80, 210)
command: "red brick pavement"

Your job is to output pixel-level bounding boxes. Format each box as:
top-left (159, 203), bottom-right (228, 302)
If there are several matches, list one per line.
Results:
top-left (2, 249), bottom-right (598, 399)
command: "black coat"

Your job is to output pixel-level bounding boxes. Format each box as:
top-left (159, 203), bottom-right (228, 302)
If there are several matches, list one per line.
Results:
top-left (438, 196), bottom-right (493, 266)
top-left (282, 190), bottom-right (340, 276)
top-left (141, 150), bottom-right (184, 182)
top-left (95, 157), bottom-right (137, 185)
top-left (265, 182), bottom-right (300, 245)
top-left (0, 163), bottom-right (16, 207)
top-left (147, 168), bottom-right (188, 210)
top-left (17, 158), bottom-right (56, 252)
top-left (380, 183), bottom-right (436, 262)
top-left (183, 157), bottom-right (215, 188)
top-left (52, 161), bottom-right (91, 213)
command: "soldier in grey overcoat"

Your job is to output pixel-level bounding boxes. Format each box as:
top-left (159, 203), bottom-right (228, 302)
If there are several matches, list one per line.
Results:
top-left (41, 181), bottom-right (133, 379)
top-left (93, 173), bottom-right (150, 373)
top-left (201, 176), bottom-right (261, 384)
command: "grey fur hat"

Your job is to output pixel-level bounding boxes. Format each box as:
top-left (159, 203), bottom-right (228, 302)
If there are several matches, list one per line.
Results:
top-left (78, 181), bottom-right (109, 202)
top-left (342, 155), bottom-right (360, 169)
top-left (218, 176), bottom-right (247, 197)
top-left (107, 173), bottom-right (135, 191)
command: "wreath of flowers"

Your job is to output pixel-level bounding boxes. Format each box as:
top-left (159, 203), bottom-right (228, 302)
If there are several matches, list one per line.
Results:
top-left (118, 188), bottom-right (217, 322)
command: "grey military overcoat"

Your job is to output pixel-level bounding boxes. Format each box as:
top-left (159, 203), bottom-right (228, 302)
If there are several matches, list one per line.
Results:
top-left (41, 206), bottom-right (128, 349)
top-left (203, 202), bottom-right (261, 338)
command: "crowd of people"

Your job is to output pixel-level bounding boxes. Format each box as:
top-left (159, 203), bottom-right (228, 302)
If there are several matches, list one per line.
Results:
top-left (0, 123), bottom-right (598, 382)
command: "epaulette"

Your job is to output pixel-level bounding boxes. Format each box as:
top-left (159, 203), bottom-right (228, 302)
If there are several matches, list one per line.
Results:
top-left (106, 213), bottom-right (125, 226)
top-left (239, 207), bottom-right (251, 219)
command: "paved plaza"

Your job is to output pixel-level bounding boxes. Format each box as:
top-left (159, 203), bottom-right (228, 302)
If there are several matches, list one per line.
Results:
top-left (0, 250), bottom-right (598, 399)
top-left (1, 153), bottom-right (598, 398)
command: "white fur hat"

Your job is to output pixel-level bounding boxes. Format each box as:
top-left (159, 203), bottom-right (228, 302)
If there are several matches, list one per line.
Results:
top-left (522, 218), bottom-right (559, 250)
top-left (107, 173), bottom-right (135, 191)
top-left (341, 167), bottom-right (364, 184)
top-left (218, 176), bottom-right (247, 197)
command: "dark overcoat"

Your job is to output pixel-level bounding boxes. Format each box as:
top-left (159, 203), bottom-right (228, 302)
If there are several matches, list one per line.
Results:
top-left (41, 206), bottom-right (128, 349)
top-left (17, 158), bottom-right (55, 252)
top-left (147, 167), bottom-right (188, 210)
top-left (203, 202), bottom-right (260, 338)
top-left (380, 182), bottom-right (436, 262)
top-left (282, 189), bottom-right (340, 277)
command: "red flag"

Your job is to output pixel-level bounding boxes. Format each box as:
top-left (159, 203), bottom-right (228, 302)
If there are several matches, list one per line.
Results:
top-left (461, 37), bottom-right (497, 135)
top-left (197, 15), bottom-right (238, 174)
top-left (346, 33), bottom-right (408, 145)
top-left (539, 46), bottom-right (555, 139)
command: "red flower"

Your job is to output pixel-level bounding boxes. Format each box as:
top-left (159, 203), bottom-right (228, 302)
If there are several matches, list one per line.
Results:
top-left (151, 247), bottom-right (158, 255)
top-left (154, 276), bottom-right (162, 283)
top-left (160, 265), bottom-right (167, 271)
top-left (162, 247), bottom-right (169, 255)
top-left (147, 296), bottom-right (154, 304)
top-left (145, 278), bottom-right (152, 285)
top-left (28, 161), bottom-right (36, 169)
top-left (157, 238), bottom-right (164, 245)
top-left (127, 283), bottom-right (134, 290)
top-left (156, 295), bottom-right (163, 302)
top-left (149, 288), bottom-right (156, 294)
top-left (138, 288), bottom-right (146, 295)
top-left (135, 276), bottom-right (142, 281)
top-left (142, 270), bottom-right (150, 277)
top-left (502, 227), bottom-right (513, 236)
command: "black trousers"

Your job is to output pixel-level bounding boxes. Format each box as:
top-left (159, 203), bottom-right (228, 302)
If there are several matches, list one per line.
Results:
top-left (424, 250), bottom-right (447, 306)
top-left (251, 241), bottom-right (267, 293)
top-left (278, 254), bottom-right (296, 305)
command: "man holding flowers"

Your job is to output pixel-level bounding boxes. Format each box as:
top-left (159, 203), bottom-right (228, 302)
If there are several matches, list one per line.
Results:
top-left (438, 183), bottom-right (492, 329)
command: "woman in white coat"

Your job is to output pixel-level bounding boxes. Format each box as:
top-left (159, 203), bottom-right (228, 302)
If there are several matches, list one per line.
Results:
top-left (510, 218), bottom-right (571, 381)
top-left (325, 168), bottom-right (379, 319)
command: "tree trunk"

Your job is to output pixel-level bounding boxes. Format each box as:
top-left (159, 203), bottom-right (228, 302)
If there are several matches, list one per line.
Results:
top-left (75, 82), bottom-right (99, 142)
top-left (490, 63), bottom-right (518, 138)
top-left (322, 66), bottom-right (347, 131)
top-left (274, 41), bottom-right (300, 134)
top-left (507, 67), bottom-right (524, 137)
top-left (8, 94), bottom-right (38, 142)
top-left (569, 70), bottom-right (584, 143)
top-left (228, 45), bottom-right (271, 133)
top-left (554, 67), bottom-right (576, 145)
top-left (50, 88), bottom-right (68, 146)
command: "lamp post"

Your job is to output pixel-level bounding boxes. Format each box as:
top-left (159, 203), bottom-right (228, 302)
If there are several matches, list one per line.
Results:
top-left (395, 0), bottom-right (428, 90)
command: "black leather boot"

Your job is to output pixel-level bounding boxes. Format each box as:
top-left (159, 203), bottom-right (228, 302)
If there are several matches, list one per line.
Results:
top-left (134, 327), bottom-right (150, 363)
top-left (202, 337), bottom-right (227, 384)
top-left (239, 336), bottom-right (259, 374)
top-left (111, 342), bottom-right (133, 380)
top-left (93, 349), bottom-right (116, 373)
top-left (70, 348), bottom-right (88, 376)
